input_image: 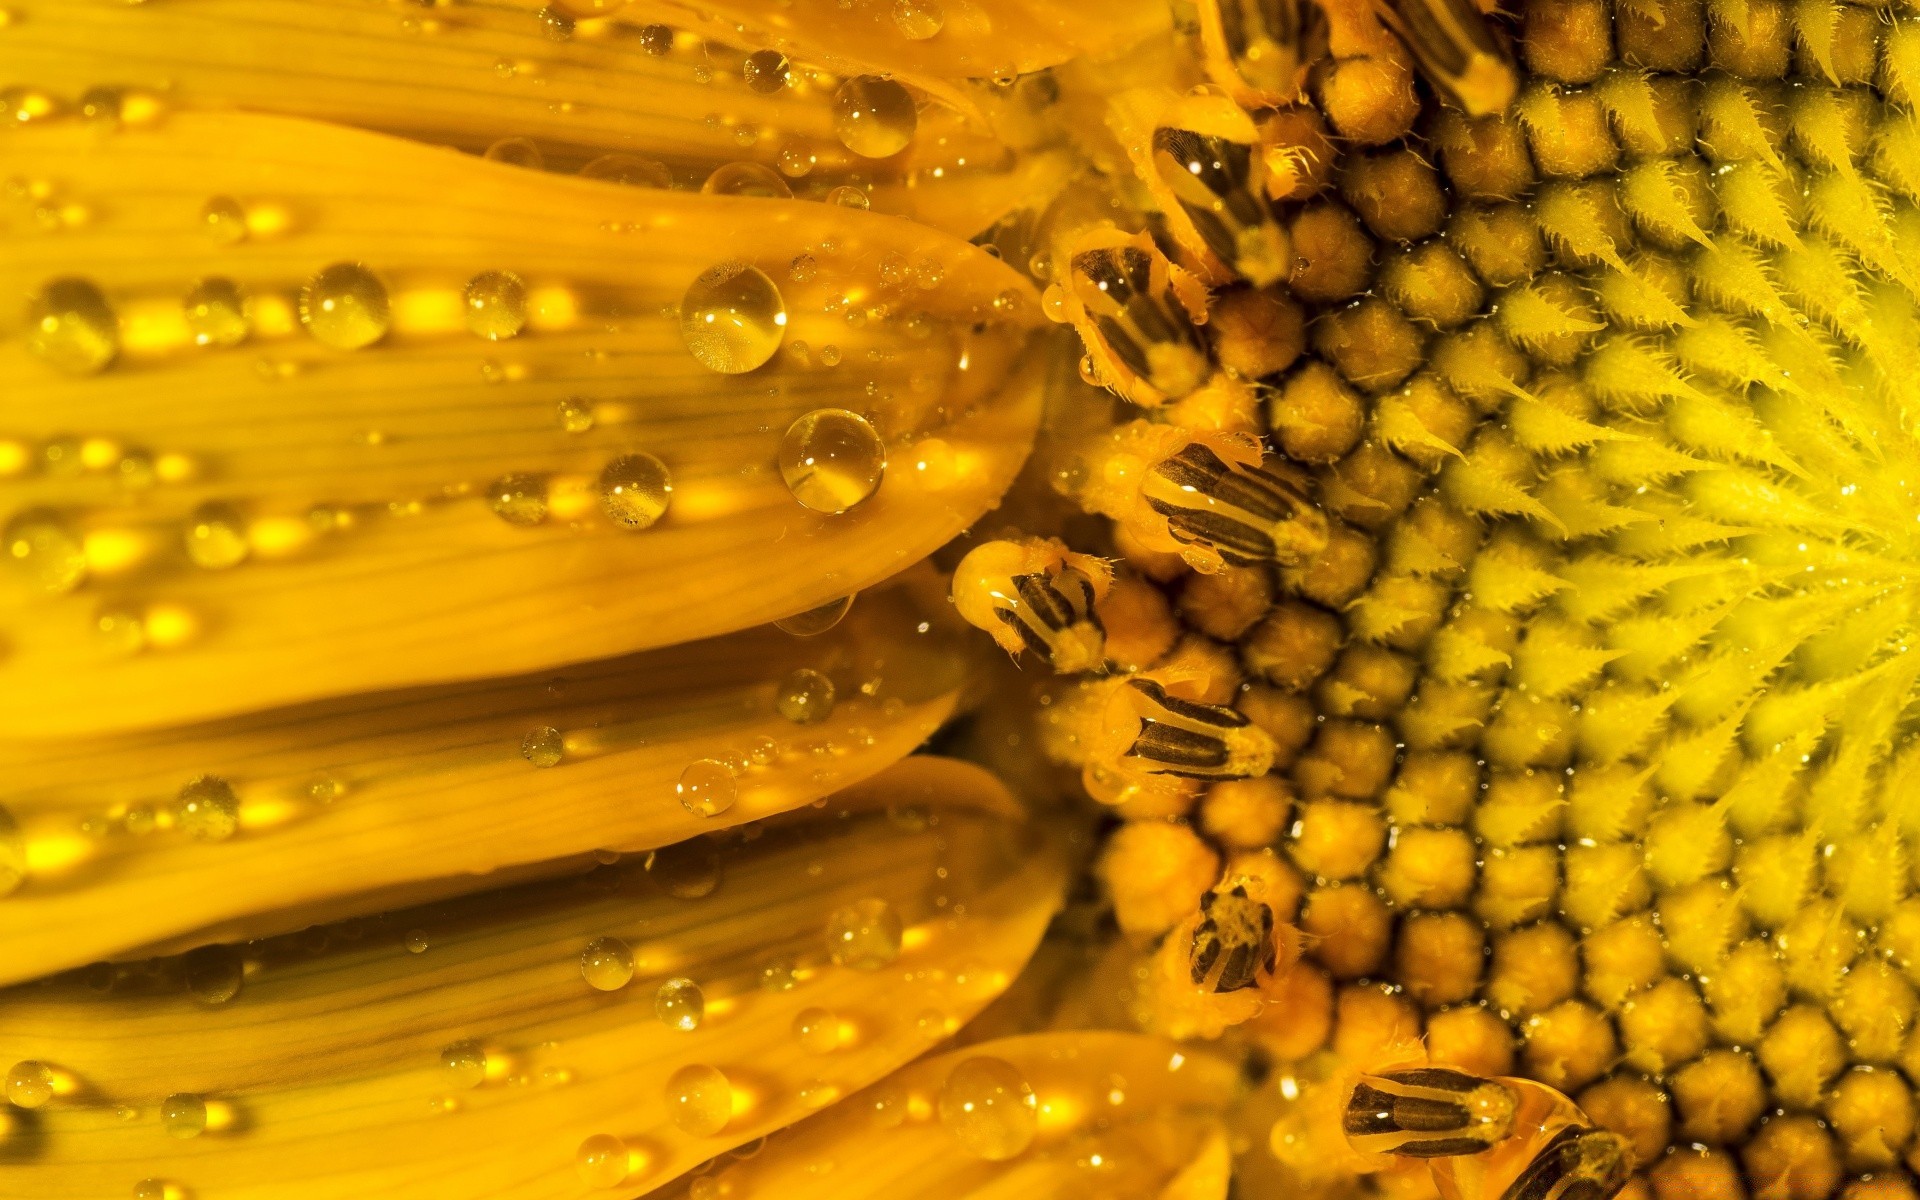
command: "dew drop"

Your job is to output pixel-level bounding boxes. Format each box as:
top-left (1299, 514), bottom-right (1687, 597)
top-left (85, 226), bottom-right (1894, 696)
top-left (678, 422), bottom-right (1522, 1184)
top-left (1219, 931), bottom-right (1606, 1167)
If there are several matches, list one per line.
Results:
top-left (537, 5), bottom-right (575, 39)
top-left (26, 277), bottom-right (119, 374)
top-left (6, 1060), bottom-right (54, 1108)
top-left (522, 725), bottom-right (566, 767)
top-left (789, 253), bottom-right (818, 283)
top-left (183, 277), bottom-right (250, 347)
top-left (916, 1007), bottom-right (953, 1037)
top-left (938, 1056), bottom-right (1037, 1160)
top-left (700, 161), bottom-right (793, 200)
top-left (580, 936), bottom-right (635, 991)
top-left (655, 976), bottom-right (705, 1030)
top-left (4, 508), bottom-right (87, 594)
top-left (464, 270), bottom-right (528, 340)
top-left (646, 841), bottom-right (722, 899)
top-left (676, 759), bottom-right (737, 818)
top-left (298, 262), bottom-right (390, 350)
top-left (743, 49), bottom-right (789, 93)
top-left (599, 453), bottom-right (673, 529)
top-left (484, 136), bottom-right (545, 170)
top-left (825, 897), bottom-right (902, 969)
top-left (779, 409), bottom-right (884, 513)
top-left (825, 184), bottom-right (870, 210)
top-left (758, 957), bottom-right (798, 992)
top-left (132, 1180), bottom-right (171, 1200)
top-left (775, 668), bottom-right (837, 724)
top-left (184, 502), bottom-right (249, 570)
top-left (177, 775), bottom-right (240, 841)
top-left (194, 198), bottom-right (249, 251)
top-left (579, 153), bottom-right (672, 188)
top-left (404, 929), bottom-right (431, 954)
top-left (793, 1007), bottom-right (840, 1054)
top-left (777, 145), bottom-right (816, 178)
top-left (832, 76), bottom-right (917, 159)
top-left (0, 805), bottom-right (24, 896)
top-left (679, 260), bottom-right (787, 374)
top-left (665, 1064), bottom-right (732, 1136)
top-left (556, 395), bottom-right (597, 433)
top-left (160, 1093), bottom-right (207, 1139)
top-left (892, 0), bottom-right (945, 39)
top-left (637, 23), bottom-right (674, 54)
top-left (488, 472), bottom-right (550, 526)
top-left (184, 945), bottom-right (243, 1005)
top-left (576, 1133), bottom-right (629, 1187)
top-left (441, 1039), bottom-right (488, 1088)
top-left (774, 594), bottom-right (855, 637)
top-left (690, 1179), bottom-right (720, 1200)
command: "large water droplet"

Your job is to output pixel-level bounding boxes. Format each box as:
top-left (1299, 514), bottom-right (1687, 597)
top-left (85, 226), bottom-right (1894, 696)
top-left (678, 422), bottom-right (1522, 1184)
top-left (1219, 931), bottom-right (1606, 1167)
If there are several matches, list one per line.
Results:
top-left (201, 195), bottom-right (248, 245)
top-left (441, 1039), bottom-right (487, 1088)
top-left (26, 278), bottom-right (119, 374)
top-left (676, 759), bottom-right (736, 818)
top-left (488, 473), bottom-right (550, 526)
top-left (743, 49), bottom-right (789, 93)
top-left (464, 271), bottom-right (527, 340)
top-left (938, 1056), bottom-right (1037, 1160)
top-left (484, 136), bottom-right (544, 169)
top-left (185, 502), bottom-right (249, 569)
top-left (184, 945), bottom-right (243, 1005)
top-left (793, 1007), bottom-right (840, 1054)
top-left (575, 1134), bottom-right (629, 1187)
top-left (580, 935), bottom-right (635, 991)
top-left (775, 668), bottom-right (837, 724)
top-left (6, 1061), bottom-right (54, 1108)
top-left (655, 976), bottom-right (705, 1030)
top-left (680, 261), bottom-right (786, 374)
top-left (4, 509), bottom-right (87, 594)
top-left (832, 76), bottom-right (917, 158)
top-left (637, 23), bottom-right (674, 54)
top-left (774, 594), bottom-right (855, 637)
top-left (646, 841), bottom-right (722, 899)
top-left (892, 0), bottom-right (945, 39)
top-left (701, 161), bottom-right (793, 200)
top-left (665, 1064), bottom-right (732, 1136)
top-left (183, 277), bottom-right (251, 347)
top-left (579, 154), bottom-right (672, 187)
top-left (523, 725), bottom-right (565, 767)
top-left (160, 1093), bottom-right (208, 1139)
top-left (825, 897), bottom-right (902, 969)
top-left (779, 409), bottom-right (885, 513)
top-left (599, 453), bottom-right (672, 529)
top-left (299, 263), bottom-right (390, 350)
top-left (177, 776), bottom-right (240, 841)
top-left (557, 396), bottom-right (596, 433)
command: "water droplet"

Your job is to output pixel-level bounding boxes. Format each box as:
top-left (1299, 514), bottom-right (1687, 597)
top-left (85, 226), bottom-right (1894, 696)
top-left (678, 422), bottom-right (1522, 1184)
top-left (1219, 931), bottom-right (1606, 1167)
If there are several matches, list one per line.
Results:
top-left (579, 154), bottom-right (672, 188)
top-left (774, 594), bottom-right (854, 637)
top-left (646, 841), bottom-right (722, 899)
top-left (892, 0), bottom-right (945, 39)
top-left (557, 395), bottom-right (597, 433)
top-left (938, 1056), bottom-right (1037, 1160)
top-left (680, 260), bottom-right (787, 373)
top-left (759, 957), bottom-right (798, 992)
top-left (160, 1093), bottom-right (207, 1139)
top-left (743, 49), bottom-right (789, 93)
top-left (404, 929), bottom-right (431, 954)
top-left (0, 805), bottom-right (24, 896)
top-left (201, 195), bottom-right (248, 245)
top-left (825, 897), bottom-right (902, 969)
top-left (484, 136), bottom-right (544, 169)
top-left (4, 508), bottom-right (86, 594)
top-left (537, 5), bottom-right (575, 39)
top-left (775, 668), bottom-right (837, 724)
top-left (488, 473), bottom-right (550, 526)
top-left (522, 725), bottom-right (565, 768)
top-left (132, 1180), bottom-right (171, 1200)
top-left (676, 759), bottom-right (737, 818)
top-left (665, 1064), bottom-right (732, 1136)
top-left (777, 145), bottom-right (816, 178)
top-left (825, 185), bottom-right (870, 210)
top-left (184, 945), bottom-right (243, 1005)
top-left (779, 409), bottom-right (884, 513)
top-left (26, 277), bottom-right (119, 374)
top-left (690, 1179), bottom-right (720, 1200)
top-left (6, 1060), bottom-right (54, 1108)
top-left (183, 277), bottom-right (250, 347)
top-left (599, 453), bottom-right (673, 529)
top-left (185, 502), bottom-right (249, 569)
top-left (441, 1039), bottom-right (487, 1088)
top-left (916, 1007), bottom-right (952, 1037)
top-left (832, 76), bottom-right (917, 158)
top-left (789, 253), bottom-right (818, 284)
top-left (576, 1134), bottom-right (629, 1187)
top-left (819, 343), bottom-right (842, 366)
top-left (793, 1007), bottom-right (840, 1054)
top-left (298, 263), bottom-right (390, 350)
top-left (637, 23), bottom-right (674, 54)
top-left (655, 976), bottom-right (705, 1030)
top-left (464, 271), bottom-right (527, 340)
top-left (580, 936), bottom-right (635, 991)
top-left (700, 161), bottom-right (793, 200)
top-left (177, 776), bottom-right (240, 841)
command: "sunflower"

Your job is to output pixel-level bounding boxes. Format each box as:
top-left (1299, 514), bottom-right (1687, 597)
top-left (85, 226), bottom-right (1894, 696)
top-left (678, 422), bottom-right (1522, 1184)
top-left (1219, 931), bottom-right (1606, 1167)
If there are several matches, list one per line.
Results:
top-left (4, 0), bottom-right (1920, 1196)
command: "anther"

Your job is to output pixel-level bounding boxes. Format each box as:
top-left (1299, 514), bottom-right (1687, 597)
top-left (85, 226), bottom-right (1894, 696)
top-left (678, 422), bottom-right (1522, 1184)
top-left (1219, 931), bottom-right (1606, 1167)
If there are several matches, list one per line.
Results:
top-left (1190, 883), bottom-right (1278, 991)
top-left (1121, 677), bottom-right (1275, 779)
top-left (1142, 441), bottom-right (1328, 568)
top-left (951, 537), bottom-right (1113, 673)
top-left (1378, 0), bottom-right (1520, 116)
top-left (1198, 0), bottom-right (1305, 105)
top-left (1058, 233), bottom-right (1211, 407)
top-left (1149, 124), bottom-right (1292, 285)
top-left (1344, 1068), bottom-right (1520, 1157)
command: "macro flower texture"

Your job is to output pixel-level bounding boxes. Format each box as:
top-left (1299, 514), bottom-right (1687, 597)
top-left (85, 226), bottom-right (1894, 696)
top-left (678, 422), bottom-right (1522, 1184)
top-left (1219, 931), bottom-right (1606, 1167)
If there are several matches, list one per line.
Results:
top-left (13, 0), bottom-right (1920, 1196)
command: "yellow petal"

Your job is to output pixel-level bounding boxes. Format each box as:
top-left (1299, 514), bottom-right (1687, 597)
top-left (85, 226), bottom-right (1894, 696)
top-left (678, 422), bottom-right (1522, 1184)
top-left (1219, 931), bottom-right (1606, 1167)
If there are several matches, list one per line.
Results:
top-left (671, 1032), bottom-right (1237, 1198)
top-left (0, 758), bottom-right (1070, 1199)
top-left (0, 111), bottom-right (1042, 735)
top-left (0, 585), bottom-right (969, 986)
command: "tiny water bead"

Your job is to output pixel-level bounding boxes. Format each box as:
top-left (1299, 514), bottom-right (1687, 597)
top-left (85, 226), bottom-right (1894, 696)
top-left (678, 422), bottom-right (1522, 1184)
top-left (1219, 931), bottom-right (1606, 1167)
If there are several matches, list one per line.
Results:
top-left (758, 957), bottom-right (798, 992)
top-left (598, 453), bottom-right (673, 530)
top-left (700, 161), bottom-right (793, 200)
top-left (655, 977), bottom-right (705, 1030)
top-left (575, 1134), bottom-right (629, 1188)
top-left (6, 1060), bottom-right (55, 1108)
top-left (774, 668), bottom-right (836, 724)
top-left (579, 936), bottom-right (635, 991)
top-left (793, 1007), bottom-right (840, 1054)
top-left (578, 153), bottom-right (672, 188)
top-left (403, 929), bottom-right (431, 954)
top-left (556, 395), bottom-right (596, 433)
top-left (440, 1039), bottom-right (487, 1088)
top-left (773, 594), bottom-right (854, 637)
top-left (938, 1056), bottom-right (1037, 1161)
top-left (742, 49), bottom-right (789, 93)
top-left (664, 1064), bottom-right (732, 1136)
top-left (645, 841), bottom-right (722, 899)
top-left (825, 897), bottom-right (903, 970)
top-left (824, 185), bottom-right (869, 210)
top-left (27, 277), bottom-right (119, 374)
top-left (184, 502), bottom-right (249, 570)
top-left (488, 472), bottom-right (549, 527)
top-left (183, 945), bottom-right (243, 1005)
top-left (160, 1093), bottom-right (208, 1139)
top-left (132, 1181), bottom-right (170, 1200)
top-left (5, 508), bottom-right (87, 594)
top-left (636, 23), bottom-right (673, 54)
top-left (183, 277), bottom-right (250, 347)
top-left (463, 270), bottom-right (528, 340)
top-left (779, 409), bottom-right (885, 513)
top-left (483, 136), bottom-right (544, 170)
top-left (522, 725), bottom-right (565, 767)
top-left (832, 76), bottom-right (917, 159)
top-left (676, 759), bottom-right (737, 818)
top-left (177, 775), bottom-right (240, 841)
top-left (298, 262), bottom-right (391, 350)
top-left (892, 0), bottom-right (945, 39)
top-left (680, 261), bottom-right (787, 374)
top-left (201, 194), bottom-right (248, 244)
